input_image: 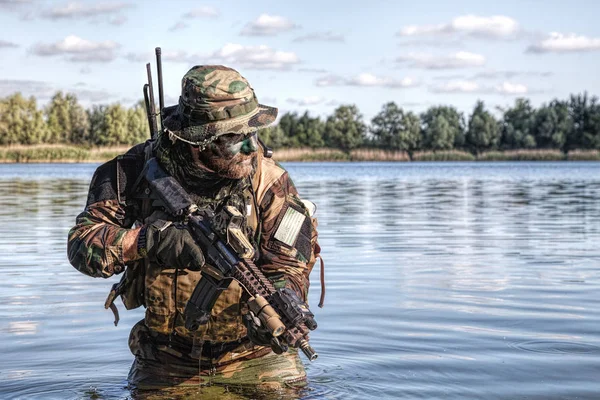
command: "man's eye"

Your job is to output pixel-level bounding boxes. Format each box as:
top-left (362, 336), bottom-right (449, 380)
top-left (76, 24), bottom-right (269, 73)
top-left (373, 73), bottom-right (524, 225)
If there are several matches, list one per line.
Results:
top-left (218, 133), bottom-right (244, 144)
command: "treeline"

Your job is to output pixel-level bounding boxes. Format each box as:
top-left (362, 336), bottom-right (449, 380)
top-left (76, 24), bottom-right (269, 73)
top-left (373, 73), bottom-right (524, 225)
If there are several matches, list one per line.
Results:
top-left (1, 91), bottom-right (600, 154)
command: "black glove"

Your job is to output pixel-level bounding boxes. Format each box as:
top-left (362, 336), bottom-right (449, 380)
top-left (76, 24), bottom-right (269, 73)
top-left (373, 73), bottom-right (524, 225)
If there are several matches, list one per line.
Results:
top-left (144, 220), bottom-right (205, 271)
top-left (243, 311), bottom-right (288, 354)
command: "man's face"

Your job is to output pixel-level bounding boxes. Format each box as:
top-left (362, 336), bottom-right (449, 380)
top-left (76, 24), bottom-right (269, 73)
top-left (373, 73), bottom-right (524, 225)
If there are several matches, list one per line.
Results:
top-left (190, 132), bottom-right (259, 179)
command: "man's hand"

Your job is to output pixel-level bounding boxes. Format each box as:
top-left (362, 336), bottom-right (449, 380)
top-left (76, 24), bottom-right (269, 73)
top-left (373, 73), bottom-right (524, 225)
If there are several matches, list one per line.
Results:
top-left (145, 220), bottom-right (205, 271)
top-left (243, 311), bottom-right (288, 354)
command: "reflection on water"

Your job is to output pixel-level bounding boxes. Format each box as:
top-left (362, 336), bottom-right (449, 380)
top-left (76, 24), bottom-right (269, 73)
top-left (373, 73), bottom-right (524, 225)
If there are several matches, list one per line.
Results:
top-left (1, 162), bottom-right (599, 399)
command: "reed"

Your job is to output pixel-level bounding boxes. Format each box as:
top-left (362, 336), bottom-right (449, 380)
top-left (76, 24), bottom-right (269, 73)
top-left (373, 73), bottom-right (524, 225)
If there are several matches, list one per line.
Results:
top-left (566, 149), bottom-right (600, 161)
top-left (477, 149), bottom-right (565, 161)
top-left (273, 147), bottom-right (349, 161)
top-left (349, 148), bottom-right (410, 161)
top-left (412, 150), bottom-right (475, 161)
top-left (0, 146), bottom-right (90, 163)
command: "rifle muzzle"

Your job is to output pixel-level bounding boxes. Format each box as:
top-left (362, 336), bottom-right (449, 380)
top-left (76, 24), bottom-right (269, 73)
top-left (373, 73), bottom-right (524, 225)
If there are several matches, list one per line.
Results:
top-left (299, 339), bottom-right (318, 361)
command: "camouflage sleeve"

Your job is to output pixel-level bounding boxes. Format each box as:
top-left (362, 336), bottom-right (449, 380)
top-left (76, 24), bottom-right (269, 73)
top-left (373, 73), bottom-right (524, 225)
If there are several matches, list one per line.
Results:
top-left (258, 172), bottom-right (319, 301)
top-left (67, 159), bottom-right (143, 278)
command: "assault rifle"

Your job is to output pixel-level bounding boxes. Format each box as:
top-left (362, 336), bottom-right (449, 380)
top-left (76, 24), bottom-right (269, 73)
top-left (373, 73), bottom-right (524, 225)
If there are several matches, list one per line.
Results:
top-left (142, 157), bottom-right (319, 361)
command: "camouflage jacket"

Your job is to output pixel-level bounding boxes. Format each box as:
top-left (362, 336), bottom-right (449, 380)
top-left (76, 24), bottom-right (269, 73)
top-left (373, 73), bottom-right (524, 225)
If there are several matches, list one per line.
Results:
top-left (67, 141), bottom-right (320, 342)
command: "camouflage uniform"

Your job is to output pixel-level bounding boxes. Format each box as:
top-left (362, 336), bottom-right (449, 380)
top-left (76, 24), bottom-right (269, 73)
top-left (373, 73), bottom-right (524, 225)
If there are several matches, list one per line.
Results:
top-left (67, 66), bottom-right (321, 390)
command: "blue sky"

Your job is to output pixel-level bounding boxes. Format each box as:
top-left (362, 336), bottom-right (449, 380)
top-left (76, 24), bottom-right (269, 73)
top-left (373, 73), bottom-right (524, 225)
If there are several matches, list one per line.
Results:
top-left (1, 0), bottom-right (600, 121)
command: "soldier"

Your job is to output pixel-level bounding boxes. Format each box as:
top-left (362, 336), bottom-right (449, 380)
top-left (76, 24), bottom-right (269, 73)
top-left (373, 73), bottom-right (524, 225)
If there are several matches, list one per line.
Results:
top-left (67, 65), bottom-right (322, 390)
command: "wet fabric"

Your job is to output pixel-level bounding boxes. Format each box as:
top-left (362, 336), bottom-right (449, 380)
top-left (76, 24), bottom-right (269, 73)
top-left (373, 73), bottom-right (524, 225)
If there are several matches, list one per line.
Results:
top-left (127, 320), bottom-right (306, 390)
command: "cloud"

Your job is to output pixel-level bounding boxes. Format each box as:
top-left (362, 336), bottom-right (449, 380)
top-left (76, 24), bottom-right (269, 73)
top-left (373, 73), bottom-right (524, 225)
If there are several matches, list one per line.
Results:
top-left (298, 67), bottom-right (328, 73)
top-left (124, 44), bottom-right (299, 70)
top-left (431, 80), bottom-right (481, 93)
top-left (240, 14), bottom-right (298, 36)
top-left (0, 40), bottom-right (19, 48)
top-left (41, 1), bottom-right (131, 19)
top-left (287, 96), bottom-right (324, 106)
top-left (398, 15), bottom-right (519, 39)
top-left (473, 70), bottom-right (553, 79)
top-left (315, 73), bottom-right (419, 88)
top-left (397, 51), bottom-right (485, 69)
top-left (430, 79), bottom-right (531, 95)
top-left (209, 43), bottom-right (299, 70)
top-left (0, 0), bottom-right (32, 11)
top-left (398, 38), bottom-right (465, 48)
top-left (527, 32), bottom-right (600, 53)
top-left (169, 21), bottom-right (188, 32)
top-left (183, 6), bottom-right (219, 18)
top-left (0, 79), bottom-right (55, 98)
top-left (32, 35), bottom-right (120, 63)
top-left (495, 82), bottom-right (528, 95)
top-left (109, 15), bottom-right (127, 25)
top-left (293, 31), bottom-right (345, 43)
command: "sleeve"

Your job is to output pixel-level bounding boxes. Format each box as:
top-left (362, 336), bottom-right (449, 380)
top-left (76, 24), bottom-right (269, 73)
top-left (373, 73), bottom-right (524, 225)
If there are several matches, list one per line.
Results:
top-left (67, 159), bottom-right (143, 278)
top-left (257, 171), bottom-right (320, 301)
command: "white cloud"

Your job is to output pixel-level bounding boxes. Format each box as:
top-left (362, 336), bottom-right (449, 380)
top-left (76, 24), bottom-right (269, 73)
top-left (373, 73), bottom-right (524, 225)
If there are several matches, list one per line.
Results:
top-left (0, 40), bottom-right (19, 48)
top-left (398, 15), bottom-right (519, 39)
top-left (473, 70), bottom-right (553, 79)
top-left (431, 79), bottom-right (530, 95)
top-left (42, 1), bottom-right (131, 19)
top-left (527, 32), bottom-right (600, 53)
top-left (209, 43), bottom-right (299, 70)
top-left (431, 80), bottom-right (481, 93)
top-left (183, 6), bottom-right (219, 18)
top-left (109, 15), bottom-right (127, 25)
top-left (293, 31), bottom-right (345, 43)
top-left (298, 67), bottom-right (328, 73)
top-left (495, 82), bottom-right (528, 95)
top-left (397, 51), bottom-right (485, 69)
top-left (287, 96), bottom-right (324, 106)
top-left (240, 14), bottom-right (298, 36)
top-left (315, 73), bottom-right (419, 88)
top-left (0, 79), bottom-right (55, 98)
top-left (32, 35), bottom-right (120, 63)
top-left (169, 21), bottom-right (188, 32)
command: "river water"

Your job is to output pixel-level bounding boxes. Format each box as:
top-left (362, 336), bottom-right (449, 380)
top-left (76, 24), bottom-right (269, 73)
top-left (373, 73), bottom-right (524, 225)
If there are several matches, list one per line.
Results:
top-left (1, 162), bottom-right (599, 399)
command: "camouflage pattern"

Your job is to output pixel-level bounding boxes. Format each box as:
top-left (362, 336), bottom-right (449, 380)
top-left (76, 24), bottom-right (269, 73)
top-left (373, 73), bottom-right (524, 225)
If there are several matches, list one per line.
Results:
top-left (163, 65), bottom-right (278, 148)
top-left (67, 144), bottom-right (320, 388)
top-left (127, 320), bottom-right (306, 390)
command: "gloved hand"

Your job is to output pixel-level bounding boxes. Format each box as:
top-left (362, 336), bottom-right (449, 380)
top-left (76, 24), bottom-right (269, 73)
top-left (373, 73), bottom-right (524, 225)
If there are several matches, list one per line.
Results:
top-left (243, 311), bottom-right (288, 354)
top-left (144, 219), bottom-right (205, 271)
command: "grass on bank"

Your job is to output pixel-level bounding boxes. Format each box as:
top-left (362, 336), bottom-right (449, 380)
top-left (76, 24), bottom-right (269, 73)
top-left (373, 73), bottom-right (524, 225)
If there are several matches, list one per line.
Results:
top-left (1, 145), bottom-right (600, 163)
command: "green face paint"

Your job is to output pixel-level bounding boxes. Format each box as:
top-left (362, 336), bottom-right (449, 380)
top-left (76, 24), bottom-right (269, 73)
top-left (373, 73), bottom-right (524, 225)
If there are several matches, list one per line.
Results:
top-left (222, 132), bottom-right (258, 156)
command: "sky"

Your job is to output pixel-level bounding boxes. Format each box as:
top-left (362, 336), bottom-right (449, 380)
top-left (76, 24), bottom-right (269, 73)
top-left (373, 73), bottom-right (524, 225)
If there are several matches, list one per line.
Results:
top-left (1, 0), bottom-right (600, 122)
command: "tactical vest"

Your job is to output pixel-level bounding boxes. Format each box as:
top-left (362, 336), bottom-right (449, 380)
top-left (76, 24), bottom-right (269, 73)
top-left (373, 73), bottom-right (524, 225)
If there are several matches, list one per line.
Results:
top-left (112, 145), bottom-right (300, 343)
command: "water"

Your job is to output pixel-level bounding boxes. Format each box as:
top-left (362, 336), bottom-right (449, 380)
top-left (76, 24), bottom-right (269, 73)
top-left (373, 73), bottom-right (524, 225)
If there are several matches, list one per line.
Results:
top-left (1, 162), bottom-right (599, 399)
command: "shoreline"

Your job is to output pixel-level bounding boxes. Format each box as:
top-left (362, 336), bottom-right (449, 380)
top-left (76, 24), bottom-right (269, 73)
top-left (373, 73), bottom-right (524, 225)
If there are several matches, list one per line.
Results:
top-left (0, 146), bottom-right (599, 163)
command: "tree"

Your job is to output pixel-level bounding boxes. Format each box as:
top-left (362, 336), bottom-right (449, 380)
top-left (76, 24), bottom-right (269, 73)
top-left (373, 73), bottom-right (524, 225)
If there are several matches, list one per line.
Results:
top-left (44, 92), bottom-right (89, 144)
top-left (0, 93), bottom-right (47, 145)
top-left (420, 106), bottom-right (465, 150)
top-left (258, 125), bottom-right (287, 149)
top-left (466, 100), bottom-right (500, 153)
top-left (278, 111), bottom-right (325, 148)
top-left (532, 100), bottom-right (571, 150)
top-left (104, 103), bottom-right (129, 146)
top-left (87, 105), bottom-right (108, 146)
top-left (127, 100), bottom-right (150, 144)
top-left (323, 105), bottom-right (366, 152)
top-left (566, 93), bottom-right (600, 151)
top-left (370, 102), bottom-right (420, 153)
top-left (499, 98), bottom-right (536, 149)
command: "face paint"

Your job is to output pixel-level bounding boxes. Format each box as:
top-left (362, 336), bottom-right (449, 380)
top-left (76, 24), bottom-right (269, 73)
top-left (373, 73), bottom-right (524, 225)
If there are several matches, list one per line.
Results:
top-left (217, 132), bottom-right (258, 157)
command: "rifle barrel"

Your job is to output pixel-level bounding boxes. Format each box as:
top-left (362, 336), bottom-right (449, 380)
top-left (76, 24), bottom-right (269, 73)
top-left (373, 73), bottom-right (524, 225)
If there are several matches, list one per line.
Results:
top-left (155, 47), bottom-right (165, 131)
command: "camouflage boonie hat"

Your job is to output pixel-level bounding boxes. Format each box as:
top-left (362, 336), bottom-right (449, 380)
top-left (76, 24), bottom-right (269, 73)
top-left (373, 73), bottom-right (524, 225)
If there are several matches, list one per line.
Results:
top-left (163, 65), bottom-right (278, 148)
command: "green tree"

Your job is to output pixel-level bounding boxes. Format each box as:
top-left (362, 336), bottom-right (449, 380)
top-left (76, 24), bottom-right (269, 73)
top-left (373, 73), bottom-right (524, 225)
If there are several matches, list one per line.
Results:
top-left (532, 100), bottom-right (571, 150)
top-left (499, 98), bottom-right (536, 149)
top-left (420, 106), bottom-right (465, 150)
top-left (566, 93), bottom-right (600, 151)
top-left (87, 105), bottom-right (108, 146)
top-left (370, 102), bottom-right (420, 153)
top-left (323, 105), bottom-right (366, 152)
top-left (258, 125), bottom-right (287, 149)
top-left (466, 100), bottom-right (500, 153)
top-left (44, 92), bottom-right (89, 144)
top-left (0, 93), bottom-right (47, 145)
top-left (104, 103), bottom-right (129, 145)
top-left (127, 100), bottom-right (150, 144)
